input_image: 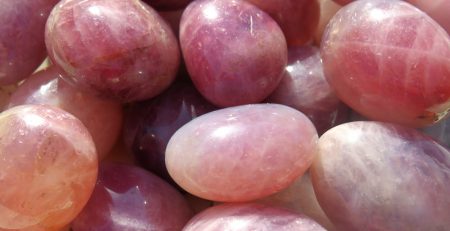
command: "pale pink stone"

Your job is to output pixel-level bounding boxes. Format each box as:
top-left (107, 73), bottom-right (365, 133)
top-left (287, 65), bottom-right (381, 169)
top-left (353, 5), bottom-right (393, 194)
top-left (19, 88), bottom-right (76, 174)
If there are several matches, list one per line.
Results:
top-left (407, 0), bottom-right (450, 34)
top-left (166, 104), bottom-right (318, 202)
top-left (311, 121), bottom-right (450, 231)
top-left (183, 203), bottom-right (327, 231)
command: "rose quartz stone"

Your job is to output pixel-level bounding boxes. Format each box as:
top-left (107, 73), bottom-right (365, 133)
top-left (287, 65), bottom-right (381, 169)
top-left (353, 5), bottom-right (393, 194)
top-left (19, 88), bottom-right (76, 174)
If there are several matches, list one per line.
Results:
top-left (0, 105), bottom-right (98, 230)
top-left (321, 0), bottom-right (450, 127)
top-left (311, 121), bottom-right (450, 231)
top-left (407, 0), bottom-right (450, 34)
top-left (246, 0), bottom-right (320, 46)
top-left (72, 163), bottom-right (193, 231)
top-left (183, 203), bottom-right (327, 231)
top-left (7, 66), bottom-right (123, 159)
top-left (45, 0), bottom-right (180, 102)
top-left (180, 0), bottom-right (287, 107)
top-left (267, 46), bottom-right (349, 134)
top-left (0, 0), bottom-right (59, 85)
top-left (258, 173), bottom-right (336, 231)
top-left (166, 104), bottom-right (318, 202)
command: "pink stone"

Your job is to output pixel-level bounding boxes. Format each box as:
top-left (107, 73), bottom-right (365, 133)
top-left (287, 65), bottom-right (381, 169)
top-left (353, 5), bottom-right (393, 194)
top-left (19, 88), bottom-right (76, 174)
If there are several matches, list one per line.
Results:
top-left (267, 46), bottom-right (349, 134)
top-left (166, 104), bottom-right (318, 202)
top-left (72, 163), bottom-right (193, 231)
top-left (0, 105), bottom-right (98, 230)
top-left (245, 0), bottom-right (320, 46)
top-left (183, 203), bottom-right (327, 231)
top-left (7, 66), bottom-right (123, 159)
top-left (257, 173), bottom-right (336, 231)
top-left (311, 121), bottom-right (450, 231)
top-left (0, 0), bottom-right (59, 85)
top-left (321, 0), bottom-right (450, 127)
top-left (45, 0), bottom-right (180, 102)
top-left (407, 0), bottom-right (450, 34)
top-left (180, 0), bottom-right (287, 107)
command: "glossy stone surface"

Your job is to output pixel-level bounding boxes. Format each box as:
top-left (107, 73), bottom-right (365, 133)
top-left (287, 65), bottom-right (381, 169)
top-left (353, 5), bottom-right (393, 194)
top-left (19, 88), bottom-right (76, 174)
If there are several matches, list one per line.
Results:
top-left (8, 66), bottom-right (123, 159)
top-left (45, 0), bottom-right (180, 102)
top-left (143, 0), bottom-right (192, 11)
top-left (180, 0), bottom-right (287, 107)
top-left (166, 104), bottom-right (318, 202)
top-left (124, 81), bottom-right (216, 183)
top-left (72, 163), bottom-right (193, 231)
top-left (311, 121), bottom-right (450, 231)
top-left (0, 0), bottom-right (59, 85)
top-left (183, 203), bottom-right (327, 231)
top-left (321, 0), bottom-right (450, 127)
top-left (267, 46), bottom-right (349, 134)
top-left (258, 173), bottom-right (336, 231)
top-left (0, 105), bottom-right (98, 230)
top-left (407, 0), bottom-right (450, 34)
top-left (246, 0), bottom-right (320, 46)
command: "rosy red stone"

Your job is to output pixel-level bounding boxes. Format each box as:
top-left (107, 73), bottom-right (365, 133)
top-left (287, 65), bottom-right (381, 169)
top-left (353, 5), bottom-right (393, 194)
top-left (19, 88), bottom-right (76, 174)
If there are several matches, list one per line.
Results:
top-left (0, 105), bottom-right (98, 230)
top-left (72, 163), bottom-right (193, 231)
top-left (45, 0), bottom-right (180, 102)
top-left (267, 46), bottom-right (349, 134)
top-left (7, 66), bottom-right (123, 159)
top-left (183, 203), bottom-right (327, 231)
top-left (407, 0), bottom-right (450, 34)
top-left (311, 121), bottom-right (450, 231)
top-left (124, 81), bottom-right (216, 184)
top-left (166, 104), bottom-right (318, 202)
top-left (321, 0), bottom-right (450, 127)
top-left (0, 0), bottom-right (59, 85)
top-left (246, 0), bottom-right (320, 46)
top-left (180, 0), bottom-right (287, 107)
top-left (332, 0), bottom-right (354, 5)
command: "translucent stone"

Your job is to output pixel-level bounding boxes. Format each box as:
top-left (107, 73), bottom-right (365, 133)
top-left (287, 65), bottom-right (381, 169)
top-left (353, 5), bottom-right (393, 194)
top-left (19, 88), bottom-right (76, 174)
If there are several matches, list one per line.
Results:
top-left (0, 0), bottom-right (59, 85)
top-left (45, 0), bottom-right (180, 102)
top-left (0, 105), bottom-right (98, 230)
top-left (8, 66), bottom-right (123, 159)
top-left (180, 0), bottom-right (287, 107)
top-left (311, 121), bottom-right (450, 231)
top-left (72, 163), bottom-right (193, 231)
top-left (183, 203), bottom-right (327, 231)
top-left (166, 104), bottom-right (318, 202)
top-left (321, 0), bottom-right (450, 127)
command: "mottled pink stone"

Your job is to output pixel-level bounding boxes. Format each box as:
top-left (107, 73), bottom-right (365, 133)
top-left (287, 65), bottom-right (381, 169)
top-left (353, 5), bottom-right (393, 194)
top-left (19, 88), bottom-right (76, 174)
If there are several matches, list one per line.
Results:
top-left (7, 66), bottom-right (123, 159)
top-left (0, 0), bottom-right (59, 85)
top-left (311, 121), bottom-right (450, 231)
top-left (166, 104), bottom-right (318, 202)
top-left (407, 0), bottom-right (450, 34)
top-left (0, 105), bottom-right (98, 230)
top-left (183, 203), bottom-right (327, 231)
top-left (267, 46), bottom-right (349, 134)
top-left (321, 0), bottom-right (450, 127)
top-left (180, 0), bottom-right (287, 107)
top-left (72, 163), bottom-right (193, 231)
top-left (45, 0), bottom-right (180, 102)
top-left (245, 0), bottom-right (320, 46)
